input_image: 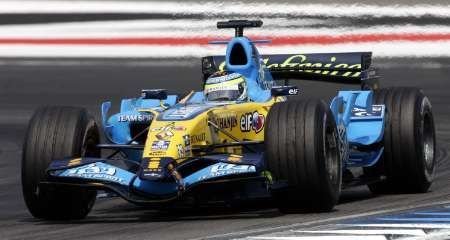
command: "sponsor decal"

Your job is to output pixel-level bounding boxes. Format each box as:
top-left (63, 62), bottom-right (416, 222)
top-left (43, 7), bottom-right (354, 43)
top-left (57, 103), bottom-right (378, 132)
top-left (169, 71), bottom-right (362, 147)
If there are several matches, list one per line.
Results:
top-left (148, 150), bottom-right (167, 157)
top-left (212, 113), bottom-right (238, 130)
top-left (190, 133), bottom-right (206, 144)
top-left (289, 88), bottom-right (299, 95)
top-left (199, 163), bottom-right (256, 180)
top-left (219, 55), bottom-right (362, 78)
top-left (268, 55), bottom-right (361, 77)
top-left (204, 84), bottom-right (239, 93)
top-left (151, 122), bottom-right (185, 140)
top-left (185, 145), bottom-right (191, 154)
top-left (143, 172), bottom-right (163, 178)
top-left (156, 130), bottom-right (173, 140)
top-left (240, 111), bottom-right (265, 133)
top-left (163, 105), bottom-right (212, 120)
top-left (151, 123), bottom-right (185, 132)
top-left (183, 135), bottom-right (191, 157)
top-left (142, 158), bottom-right (163, 178)
top-left (67, 158), bottom-right (81, 166)
top-left (167, 108), bottom-right (193, 118)
top-left (351, 105), bottom-right (383, 118)
top-left (271, 86), bottom-right (299, 96)
top-left (174, 126), bottom-right (186, 131)
top-left (118, 114), bottom-right (153, 122)
top-left (183, 134), bottom-right (190, 146)
top-left (177, 144), bottom-right (185, 158)
top-left (257, 60), bottom-right (268, 89)
top-left (147, 158), bottom-right (161, 170)
top-left (227, 154), bottom-right (242, 163)
top-left (151, 140), bottom-right (170, 151)
top-left (160, 104), bottom-right (213, 121)
top-left (206, 72), bottom-right (242, 84)
top-left (64, 163), bottom-right (125, 184)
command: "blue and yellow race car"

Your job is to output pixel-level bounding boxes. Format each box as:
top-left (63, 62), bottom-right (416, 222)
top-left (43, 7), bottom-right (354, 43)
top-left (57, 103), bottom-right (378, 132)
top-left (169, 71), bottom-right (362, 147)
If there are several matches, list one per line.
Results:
top-left (22, 20), bottom-right (436, 219)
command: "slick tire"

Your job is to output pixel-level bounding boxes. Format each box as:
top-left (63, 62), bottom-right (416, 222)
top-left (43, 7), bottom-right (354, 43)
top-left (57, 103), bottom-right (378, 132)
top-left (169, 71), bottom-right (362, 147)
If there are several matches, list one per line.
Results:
top-left (22, 106), bottom-right (100, 220)
top-left (265, 99), bottom-right (342, 213)
top-left (365, 88), bottom-right (436, 194)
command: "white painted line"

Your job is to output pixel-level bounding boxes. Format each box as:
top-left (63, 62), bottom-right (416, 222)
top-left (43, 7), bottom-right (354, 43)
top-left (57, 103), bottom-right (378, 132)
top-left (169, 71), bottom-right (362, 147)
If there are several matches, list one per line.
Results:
top-left (401, 231), bottom-right (450, 240)
top-left (0, 45), bottom-right (224, 58)
top-left (294, 229), bottom-right (426, 236)
top-left (0, 18), bottom-right (328, 34)
top-left (339, 223), bottom-right (450, 229)
top-left (0, 59), bottom-right (198, 67)
top-left (414, 212), bottom-right (450, 216)
top-left (0, 21), bottom-right (449, 38)
top-left (0, 58), bottom-right (445, 68)
top-left (376, 217), bottom-right (450, 222)
top-left (0, 1), bottom-right (448, 18)
top-left (1, 41), bottom-right (450, 58)
top-left (245, 236), bottom-right (387, 240)
top-left (194, 200), bottom-right (450, 240)
top-left (258, 42), bottom-right (450, 58)
top-left (374, 62), bottom-right (450, 70)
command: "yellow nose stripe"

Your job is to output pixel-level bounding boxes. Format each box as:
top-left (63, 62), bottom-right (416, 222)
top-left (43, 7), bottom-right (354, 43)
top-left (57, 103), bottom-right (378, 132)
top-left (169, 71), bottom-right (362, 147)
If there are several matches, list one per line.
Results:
top-left (68, 158), bottom-right (82, 166)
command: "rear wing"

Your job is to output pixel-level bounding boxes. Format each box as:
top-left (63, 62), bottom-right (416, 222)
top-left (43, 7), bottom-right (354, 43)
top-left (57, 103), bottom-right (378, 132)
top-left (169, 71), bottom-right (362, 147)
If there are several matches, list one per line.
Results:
top-left (201, 52), bottom-right (380, 90)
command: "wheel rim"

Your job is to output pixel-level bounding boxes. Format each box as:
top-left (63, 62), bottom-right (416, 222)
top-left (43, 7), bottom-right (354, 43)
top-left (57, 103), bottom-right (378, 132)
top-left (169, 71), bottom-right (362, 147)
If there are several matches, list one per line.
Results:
top-left (422, 112), bottom-right (435, 171)
top-left (324, 118), bottom-right (339, 184)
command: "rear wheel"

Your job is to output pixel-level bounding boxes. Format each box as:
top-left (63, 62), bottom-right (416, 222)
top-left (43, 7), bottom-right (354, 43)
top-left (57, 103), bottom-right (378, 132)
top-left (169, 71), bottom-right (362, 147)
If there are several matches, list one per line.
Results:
top-left (265, 99), bottom-right (342, 213)
top-left (22, 106), bottom-right (100, 220)
top-left (365, 88), bottom-right (435, 194)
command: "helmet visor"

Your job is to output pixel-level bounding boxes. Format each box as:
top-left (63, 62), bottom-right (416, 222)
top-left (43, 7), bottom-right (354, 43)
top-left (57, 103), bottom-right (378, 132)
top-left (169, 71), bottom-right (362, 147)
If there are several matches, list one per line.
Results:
top-left (204, 77), bottom-right (246, 101)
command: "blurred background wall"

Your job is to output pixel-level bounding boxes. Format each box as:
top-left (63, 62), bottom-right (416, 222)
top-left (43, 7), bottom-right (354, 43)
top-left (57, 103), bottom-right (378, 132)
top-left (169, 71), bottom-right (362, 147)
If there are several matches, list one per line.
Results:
top-left (0, 0), bottom-right (448, 58)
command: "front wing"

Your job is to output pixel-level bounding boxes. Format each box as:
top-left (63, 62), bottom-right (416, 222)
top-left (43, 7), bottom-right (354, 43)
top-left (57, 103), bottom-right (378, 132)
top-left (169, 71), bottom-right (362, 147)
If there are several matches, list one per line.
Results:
top-left (44, 154), bottom-right (269, 205)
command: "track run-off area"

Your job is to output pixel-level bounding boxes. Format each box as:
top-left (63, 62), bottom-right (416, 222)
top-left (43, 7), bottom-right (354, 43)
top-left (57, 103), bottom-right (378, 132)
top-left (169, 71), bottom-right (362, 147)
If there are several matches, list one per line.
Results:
top-left (0, 1), bottom-right (449, 239)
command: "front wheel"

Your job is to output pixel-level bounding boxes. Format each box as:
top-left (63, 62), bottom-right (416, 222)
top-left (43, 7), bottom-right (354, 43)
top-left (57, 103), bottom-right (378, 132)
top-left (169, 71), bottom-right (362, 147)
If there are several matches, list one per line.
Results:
top-left (265, 99), bottom-right (342, 213)
top-left (22, 106), bottom-right (100, 220)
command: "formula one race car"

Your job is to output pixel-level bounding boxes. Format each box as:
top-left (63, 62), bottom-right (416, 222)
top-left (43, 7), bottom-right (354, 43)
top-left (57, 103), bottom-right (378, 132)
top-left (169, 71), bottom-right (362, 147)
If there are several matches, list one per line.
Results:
top-left (22, 20), bottom-right (436, 219)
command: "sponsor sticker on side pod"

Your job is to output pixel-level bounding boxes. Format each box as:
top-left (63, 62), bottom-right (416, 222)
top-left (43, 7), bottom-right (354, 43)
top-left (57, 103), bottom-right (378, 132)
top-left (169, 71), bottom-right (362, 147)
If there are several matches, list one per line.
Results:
top-left (271, 86), bottom-right (299, 96)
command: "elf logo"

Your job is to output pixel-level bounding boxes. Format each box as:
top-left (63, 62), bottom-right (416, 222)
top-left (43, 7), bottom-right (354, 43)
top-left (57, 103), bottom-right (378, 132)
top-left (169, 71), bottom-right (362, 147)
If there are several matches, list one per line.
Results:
top-left (240, 111), bottom-right (265, 133)
top-left (288, 88), bottom-right (299, 95)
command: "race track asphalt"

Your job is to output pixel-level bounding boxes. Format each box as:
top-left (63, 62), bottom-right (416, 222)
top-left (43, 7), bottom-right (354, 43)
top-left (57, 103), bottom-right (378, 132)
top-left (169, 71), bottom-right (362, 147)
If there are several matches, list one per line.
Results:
top-left (0, 58), bottom-right (449, 240)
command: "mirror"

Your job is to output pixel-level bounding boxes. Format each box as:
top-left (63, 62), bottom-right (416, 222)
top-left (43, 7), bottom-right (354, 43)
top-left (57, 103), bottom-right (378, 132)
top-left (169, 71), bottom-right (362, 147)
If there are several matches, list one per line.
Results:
top-left (141, 89), bottom-right (168, 100)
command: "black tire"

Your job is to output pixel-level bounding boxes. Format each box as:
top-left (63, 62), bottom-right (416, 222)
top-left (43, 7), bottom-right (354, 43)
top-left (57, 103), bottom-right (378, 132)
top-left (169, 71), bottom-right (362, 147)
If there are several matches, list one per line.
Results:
top-left (22, 106), bottom-right (100, 220)
top-left (265, 99), bottom-right (342, 212)
top-left (365, 88), bottom-right (436, 194)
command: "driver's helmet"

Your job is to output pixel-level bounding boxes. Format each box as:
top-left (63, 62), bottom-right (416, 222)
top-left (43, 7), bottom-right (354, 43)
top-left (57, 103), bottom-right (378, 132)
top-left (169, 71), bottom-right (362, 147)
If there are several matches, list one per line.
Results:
top-left (204, 71), bottom-right (248, 102)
